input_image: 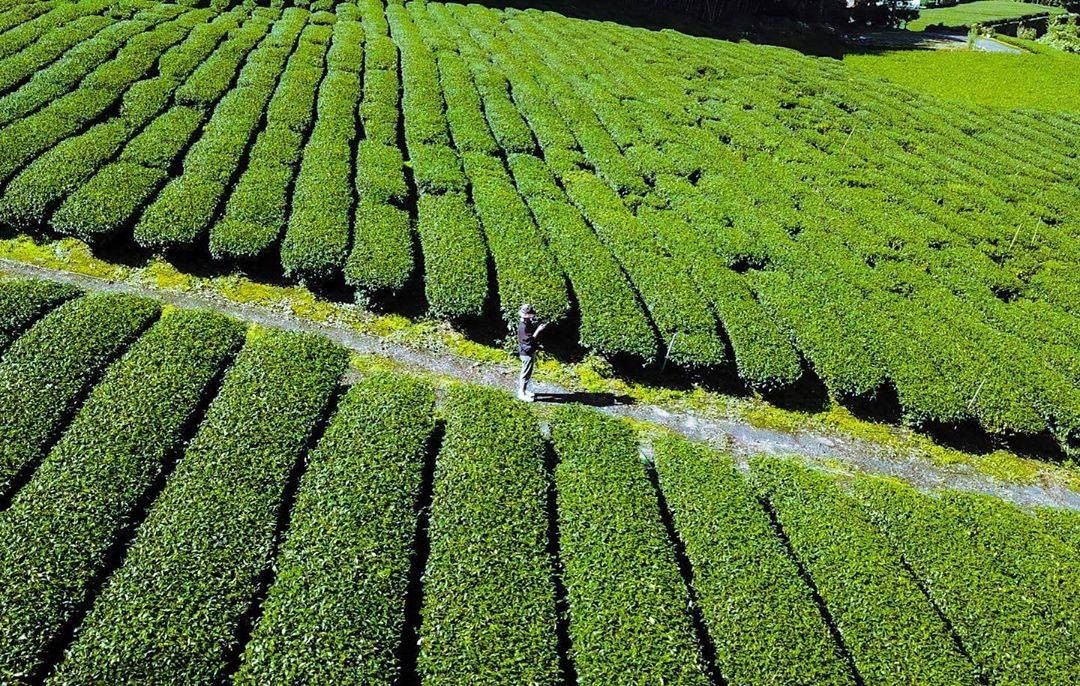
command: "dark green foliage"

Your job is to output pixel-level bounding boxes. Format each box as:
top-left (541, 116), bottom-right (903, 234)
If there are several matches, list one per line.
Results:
top-left (51, 162), bottom-right (167, 240)
top-left (233, 373), bottom-right (435, 685)
top-left (462, 151), bottom-right (568, 323)
top-left (0, 293), bottom-right (159, 500)
top-left (344, 200), bottom-right (413, 296)
top-left (120, 105), bottom-right (204, 169)
top-left (0, 309), bottom-right (242, 684)
top-left (851, 476), bottom-right (1079, 684)
top-left (49, 329), bottom-right (346, 686)
top-left (415, 192), bottom-right (488, 319)
top-left (419, 386), bottom-right (560, 686)
top-left (652, 437), bottom-right (854, 686)
top-left (0, 14), bottom-right (109, 94)
top-left (0, 279), bottom-right (78, 352)
top-left (561, 170), bottom-right (726, 368)
top-left (507, 153), bottom-right (657, 361)
top-left (550, 407), bottom-right (707, 685)
top-left (751, 459), bottom-right (977, 685)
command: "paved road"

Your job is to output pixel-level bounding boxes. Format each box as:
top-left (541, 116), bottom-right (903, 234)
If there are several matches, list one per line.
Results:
top-left (845, 30), bottom-right (1025, 53)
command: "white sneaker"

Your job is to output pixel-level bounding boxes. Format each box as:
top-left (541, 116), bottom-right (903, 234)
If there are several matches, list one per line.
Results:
top-left (517, 391), bottom-right (535, 402)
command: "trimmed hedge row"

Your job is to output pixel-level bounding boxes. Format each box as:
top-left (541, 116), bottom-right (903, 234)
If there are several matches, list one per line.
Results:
top-left (387, 3), bottom-right (448, 150)
top-left (415, 192), bottom-right (488, 320)
top-left (652, 437), bottom-right (853, 686)
top-left (0, 10), bottom-right (203, 186)
top-left (1037, 506), bottom-right (1080, 555)
top-left (436, 50), bottom-right (497, 155)
top-left (560, 170), bottom-right (726, 369)
top-left (212, 22), bottom-right (330, 261)
top-left (0, 292), bottom-right (159, 501)
top-left (134, 8), bottom-right (308, 250)
top-left (0, 308), bottom-right (242, 684)
top-left (233, 373), bottom-right (435, 685)
top-left (344, 200), bottom-right (413, 296)
top-left (0, 278), bottom-right (78, 352)
top-left (49, 328), bottom-right (347, 686)
top-left (0, 14), bottom-right (110, 95)
top-left (752, 459), bottom-right (977, 686)
top-left (941, 491), bottom-right (1080, 647)
top-left (851, 476), bottom-right (1079, 684)
top-left (50, 162), bottom-right (166, 240)
top-left (507, 153), bottom-right (657, 361)
top-left (280, 23), bottom-right (359, 280)
top-left (0, 16), bottom-right (153, 129)
top-left (418, 386), bottom-right (560, 686)
top-left (355, 139), bottom-right (407, 204)
top-left (461, 151), bottom-right (568, 324)
top-left (550, 407), bottom-right (707, 685)
top-left (0, 0), bottom-right (110, 62)
top-left (638, 206), bottom-right (802, 390)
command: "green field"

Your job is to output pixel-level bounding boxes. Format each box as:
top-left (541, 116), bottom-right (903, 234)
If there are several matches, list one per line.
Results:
top-left (845, 47), bottom-right (1080, 110)
top-left (1, 279), bottom-right (1079, 684)
top-left (0, 0), bottom-right (1079, 676)
top-left (0, 0), bottom-right (1077, 456)
top-left (908, 0), bottom-right (1065, 31)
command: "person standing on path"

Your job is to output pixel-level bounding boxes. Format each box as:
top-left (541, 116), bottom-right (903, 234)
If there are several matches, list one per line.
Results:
top-left (517, 304), bottom-right (547, 402)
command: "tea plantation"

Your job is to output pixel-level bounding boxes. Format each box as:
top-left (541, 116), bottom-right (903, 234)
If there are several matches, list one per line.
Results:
top-left (0, 279), bottom-right (1078, 684)
top-left (0, 0), bottom-right (1077, 455)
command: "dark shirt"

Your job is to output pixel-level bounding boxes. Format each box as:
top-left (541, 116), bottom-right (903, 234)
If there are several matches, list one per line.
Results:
top-left (518, 320), bottom-right (540, 356)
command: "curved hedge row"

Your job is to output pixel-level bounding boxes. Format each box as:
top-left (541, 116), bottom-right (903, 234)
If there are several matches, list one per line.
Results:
top-left (49, 328), bottom-right (346, 686)
top-left (135, 9), bottom-right (304, 250)
top-left (215, 21), bottom-right (330, 263)
top-left (751, 459), bottom-right (977, 686)
top-left (651, 437), bottom-right (852, 686)
top-left (0, 278), bottom-right (78, 352)
top-left (0, 14), bottom-right (110, 95)
top-left (418, 386), bottom-right (560, 686)
top-left (850, 476), bottom-right (1079, 684)
top-left (0, 292), bottom-right (159, 501)
top-left (0, 308), bottom-right (242, 684)
top-left (233, 373), bottom-right (435, 685)
top-left (550, 407), bottom-right (707, 685)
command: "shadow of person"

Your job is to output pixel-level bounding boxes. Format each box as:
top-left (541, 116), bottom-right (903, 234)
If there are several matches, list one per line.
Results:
top-left (533, 392), bottom-right (634, 407)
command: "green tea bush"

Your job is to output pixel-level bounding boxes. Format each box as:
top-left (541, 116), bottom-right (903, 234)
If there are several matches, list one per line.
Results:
top-left (941, 491), bottom-right (1080, 646)
top-left (652, 438), bottom-right (852, 686)
top-left (851, 477), bottom-right (1078, 684)
top-left (356, 139), bottom-right (407, 203)
top-left (561, 170), bottom-right (725, 368)
top-left (410, 143), bottom-right (466, 194)
top-left (1036, 507), bottom-right (1080, 555)
top-left (0, 293), bottom-right (159, 500)
top-left (462, 152), bottom-right (568, 323)
top-left (0, 14), bottom-right (109, 94)
top-left (0, 279), bottom-right (78, 352)
top-left (213, 24), bottom-right (329, 261)
top-left (0, 0), bottom-right (109, 61)
top-left (418, 386), bottom-right (559, 686)
top-left (51, 162), bottom-right (167, 240)
top-left (507, 153), bottom-right (656, 361)
top-left (233, 373), bottom-right (435, 685)
top-left (344, 200), bottom-right (413, 296)
top-left (50, 328), bottom-right (346, 686)
top-left (359, 67), bottom-right (399, 145)
top-left (638, 206), bottom-right (801, 390)
top-left (752, 459), bottom-right (977, 685)
top-left (437, 52), bottom-right (497, 155)
top-left (0, 18), bottom-right (147, 128)
top-left (550, 407), bottom-right (707, 685)
top-left (0, 309), bottom-right (242, 683)
top-left (281, 129), bottom-right (352, 280)
top-left (415, 192), bottom-right (488, 319)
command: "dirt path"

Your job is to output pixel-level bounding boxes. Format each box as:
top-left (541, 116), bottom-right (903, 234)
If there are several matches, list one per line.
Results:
top-left (3, 257), bottom-right (1078, 511)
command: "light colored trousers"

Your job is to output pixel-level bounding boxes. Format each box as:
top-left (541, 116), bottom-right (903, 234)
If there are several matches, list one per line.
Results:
top-left (519, 354), bottom-right (535, 394)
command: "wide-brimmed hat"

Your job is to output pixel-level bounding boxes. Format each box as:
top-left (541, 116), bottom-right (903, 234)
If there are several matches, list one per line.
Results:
top-left (519, 303), bottom-right (535, 317)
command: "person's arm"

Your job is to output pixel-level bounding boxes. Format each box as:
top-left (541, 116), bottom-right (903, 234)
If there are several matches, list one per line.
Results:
top-left (535, 322), bottom-right (548, 336)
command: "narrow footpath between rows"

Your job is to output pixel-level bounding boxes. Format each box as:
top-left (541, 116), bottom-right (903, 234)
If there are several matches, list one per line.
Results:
top-left (3, 256), bottom-right (1077, 511)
